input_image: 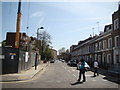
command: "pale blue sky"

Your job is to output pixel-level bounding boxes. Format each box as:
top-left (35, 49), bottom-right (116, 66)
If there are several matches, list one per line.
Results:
top-left (2, 1), bottom-right (119, 51)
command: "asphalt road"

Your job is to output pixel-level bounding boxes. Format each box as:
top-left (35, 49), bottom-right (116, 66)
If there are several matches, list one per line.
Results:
top-left (2, 60), bottom-right (119, 88)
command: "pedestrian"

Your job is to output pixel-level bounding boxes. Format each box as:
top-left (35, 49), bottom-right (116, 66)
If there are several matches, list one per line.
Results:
top-left (93, 60), bottom-right (99, 76)
top-left (77, 58), bottom-right (86, 82)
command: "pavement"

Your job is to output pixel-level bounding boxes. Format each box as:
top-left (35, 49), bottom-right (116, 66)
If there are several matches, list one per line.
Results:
top-left (0, 63), bottom-right (49, 82)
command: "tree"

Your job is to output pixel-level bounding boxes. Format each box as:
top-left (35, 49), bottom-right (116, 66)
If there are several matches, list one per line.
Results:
top-left (58, 48), bottom-right (71, 62)
top-left (38, 30), bottom-right (52, 60)
top-left (2, 40), bottom-right (6, 47)
top-left (44, 45), bottom-right (53, 60)
top-left (58, 47), bottom-right (65, 55)
top-left (31, 30), bottom-right (53, 61)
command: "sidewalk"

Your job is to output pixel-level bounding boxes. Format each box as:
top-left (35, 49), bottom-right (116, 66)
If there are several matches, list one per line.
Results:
top-left (0, 63), bottom-right (49, 82)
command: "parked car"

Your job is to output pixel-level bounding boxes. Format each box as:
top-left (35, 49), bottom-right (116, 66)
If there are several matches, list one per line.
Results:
top-left (62, 60), bottom-right (65, 63)
top-left (50, 60), bottom-right (55, 63)
top-left (67, 60), bottom-right (77, 66)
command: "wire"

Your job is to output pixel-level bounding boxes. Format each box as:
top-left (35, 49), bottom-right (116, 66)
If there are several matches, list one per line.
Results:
top-left (9, 2), bottom-right (12, 14)
top-left (27, 1), bottom-right (30, 35)
top-left (9, 2), bottom-right (12, 32)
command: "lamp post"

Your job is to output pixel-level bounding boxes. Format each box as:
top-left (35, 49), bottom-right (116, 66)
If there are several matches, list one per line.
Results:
top-left (97, 21), bottom-right (99, 34)
top-left (35, 27), bottom-right (44, 70)
top-left (92, 27), bottom-right (94, 37)
top-left (37, 27), bottom-right (44, 48)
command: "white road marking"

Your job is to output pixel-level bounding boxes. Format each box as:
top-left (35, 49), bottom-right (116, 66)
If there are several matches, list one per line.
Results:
top-left (73, 74), bottom-right (77, 77)
top-left (72, 69), bottom-right (76, 71)
top-left (62, 66), bottom-right (67, 69)
top-left (68, 70), bottom-right (71, 73)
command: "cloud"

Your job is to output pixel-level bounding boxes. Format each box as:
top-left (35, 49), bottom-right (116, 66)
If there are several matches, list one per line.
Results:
top-left (30, 11), bottom-right (45, 18)
top-left (38, 16), bottom-right (45, 26)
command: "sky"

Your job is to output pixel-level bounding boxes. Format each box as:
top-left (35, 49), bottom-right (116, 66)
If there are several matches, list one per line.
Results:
top-left (1, 0), bottom-right (119, 51)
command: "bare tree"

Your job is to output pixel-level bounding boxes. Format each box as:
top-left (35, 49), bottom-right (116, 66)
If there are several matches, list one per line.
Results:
top-left (58, 47), bottom-right (66, 55)
top-left (38, 30), bottom-right (52, 46)
top-left (38, 30), bottom-right (52, 60)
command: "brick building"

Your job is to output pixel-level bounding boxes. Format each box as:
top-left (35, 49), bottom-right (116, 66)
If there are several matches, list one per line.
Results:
top-left (70, 4), bottom-right (120, 69)
top-left (51, 49), bottom-right (57, 60)
top-left (6, 32), bottom-right (35, 51)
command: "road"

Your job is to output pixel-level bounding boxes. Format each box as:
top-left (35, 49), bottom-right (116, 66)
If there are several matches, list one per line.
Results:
top-left (2, 60), bottom-right (119, 88)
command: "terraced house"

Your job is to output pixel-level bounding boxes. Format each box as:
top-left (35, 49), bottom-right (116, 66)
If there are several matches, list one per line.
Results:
top-left (70, 4), bottom-right (120, 70)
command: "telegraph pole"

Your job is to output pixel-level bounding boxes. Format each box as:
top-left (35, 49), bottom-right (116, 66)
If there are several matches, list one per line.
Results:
top-left (15, 0), bottom-right (21, 48)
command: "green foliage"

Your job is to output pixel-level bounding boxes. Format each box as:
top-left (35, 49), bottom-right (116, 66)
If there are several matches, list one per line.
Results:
top-left (44, 46), bottom-right (53, 61)
top-left (2, 40), bottom-right (6, 47)
top-left (58, 48), bottom-right (71, 61)
top-left (33, 30), bottom-right (53, 61)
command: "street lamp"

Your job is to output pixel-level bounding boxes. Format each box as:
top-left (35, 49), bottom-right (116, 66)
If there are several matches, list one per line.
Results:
top-left (97, 21), bottom-right (99, 34)
top-left (35, 27), bottom-right (44, 70)
top-left (92, 27), bottom-right (94, 37)
top-left (37, 27), bottom-right (44, 48)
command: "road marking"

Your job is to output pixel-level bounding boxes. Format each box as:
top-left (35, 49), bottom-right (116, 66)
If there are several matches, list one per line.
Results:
top-left (73, 74), bottom-right (77, 77)
top-left (68, 70), bottom-right (71, 73)
top-left (62, 66), bottom-right (67, 69)
top-left (72, 69), bottom-right (76, 71)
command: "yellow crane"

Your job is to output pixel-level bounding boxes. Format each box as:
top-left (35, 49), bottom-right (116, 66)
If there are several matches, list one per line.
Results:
top-left (15, 0), bottom-right (21, 48)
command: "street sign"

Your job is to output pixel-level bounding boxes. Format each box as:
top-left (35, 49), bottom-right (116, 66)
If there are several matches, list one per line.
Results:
top-left (9, 53), bottom-right (16, 56)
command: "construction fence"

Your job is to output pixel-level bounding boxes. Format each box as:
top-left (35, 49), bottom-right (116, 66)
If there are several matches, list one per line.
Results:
top-left (1, 47), bottom-right (41, 74)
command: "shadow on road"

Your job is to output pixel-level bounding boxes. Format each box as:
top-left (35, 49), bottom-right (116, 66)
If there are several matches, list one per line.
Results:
top-left (103, 76), bottom-right (120, 84)
top-left (70, 81), bottom-right (83, 86)
top-left (90, 68), bottom-right (120, 84)
top-left (90, 75), bottom-right (98, 78)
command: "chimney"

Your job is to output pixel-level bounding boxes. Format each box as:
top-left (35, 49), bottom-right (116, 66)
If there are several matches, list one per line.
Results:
top-left (118, 1), bottom-right (120, 10)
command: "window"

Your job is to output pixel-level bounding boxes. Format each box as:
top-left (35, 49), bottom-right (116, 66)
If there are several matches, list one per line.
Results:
top-left (108, 38), bottom-right (112, 48)
top-left (107, 54), bottom-right (111, 64)
top-left (95, 43), bottom-right (98, 51)
top-left (115, 36), bottom-right (119, 47)
top-left (95, 54), bottom-right (97, 60)
top-left (106, 25), bottom-right (112, 31)
top-left (116, 55), bottom-right (119, 64)
top-left (114, 18), bottom-right (119, 30)
top-left (98, 55), bottom-right (101, 64)
top-left (103, 40), bottom-right (106, 49)
top-left (102, 53), bottom-right (106, 63)
top-left (88, 46), bottom-right (90, 52)
top-left (99, 41), bottom-right (102, 50)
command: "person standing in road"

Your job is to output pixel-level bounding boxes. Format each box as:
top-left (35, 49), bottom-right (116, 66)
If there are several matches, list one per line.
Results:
top-left (93, 60), bottom-right (99, 76)
top-left (77, 58), bottom-right (86, 82)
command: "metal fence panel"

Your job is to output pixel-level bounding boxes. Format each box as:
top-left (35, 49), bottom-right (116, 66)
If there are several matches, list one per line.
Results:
top-left (1, 47), bottom-right (19, 74)
top-left (1, 47), bottom-right (39, 74)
